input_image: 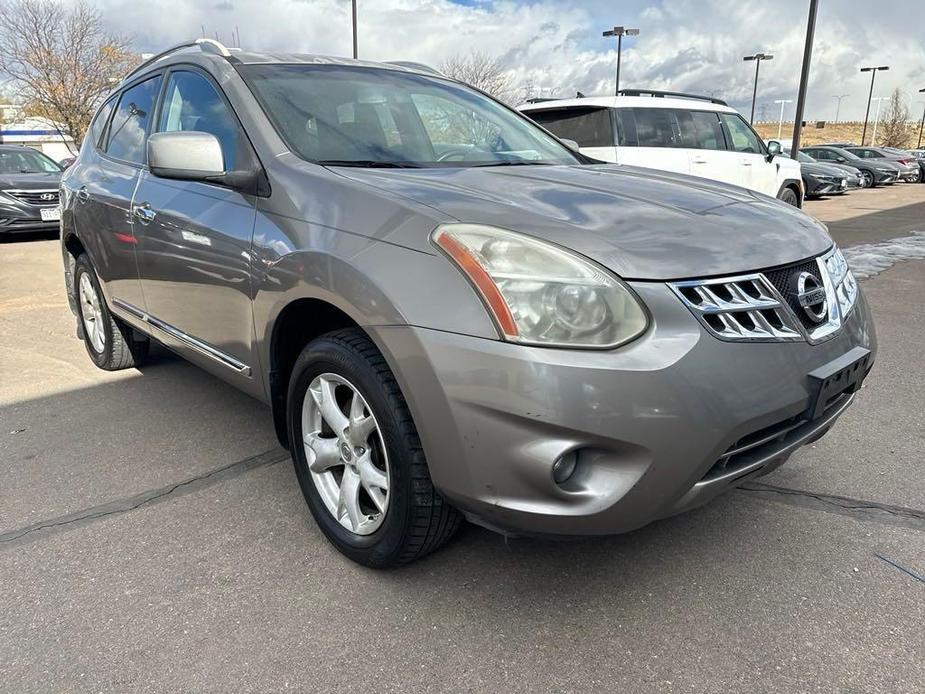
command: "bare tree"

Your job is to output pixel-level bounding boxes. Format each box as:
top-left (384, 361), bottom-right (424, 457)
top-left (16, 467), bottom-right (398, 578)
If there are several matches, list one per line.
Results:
top-left (877, 88), bottom-right (912, 148)
top-left (439, 51), bottom-right (517, 104)
top-left (0, 0), bottom-right (137, 148)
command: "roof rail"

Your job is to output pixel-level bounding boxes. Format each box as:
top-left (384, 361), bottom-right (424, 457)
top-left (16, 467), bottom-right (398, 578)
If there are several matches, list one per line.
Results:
top-left (617, 89), bottom-right (727, 106)
top-left (123, 38), bottom-right (234, 83)
top-left (385, 61), bottom-right (444, 76)
top-left (524, 97), bottom-right (561, 104)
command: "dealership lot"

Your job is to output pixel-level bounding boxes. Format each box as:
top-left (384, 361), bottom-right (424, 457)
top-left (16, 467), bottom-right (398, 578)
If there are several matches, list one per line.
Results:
top-left (1, 186), bottom-right (924, 692)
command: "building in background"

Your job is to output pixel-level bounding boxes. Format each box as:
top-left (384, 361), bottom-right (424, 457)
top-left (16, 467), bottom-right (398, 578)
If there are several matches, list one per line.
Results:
top-left (0, 116), bottom-right (75, 162)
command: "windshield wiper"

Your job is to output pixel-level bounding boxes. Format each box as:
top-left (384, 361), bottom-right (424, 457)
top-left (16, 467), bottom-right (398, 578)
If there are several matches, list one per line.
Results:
top-left (470, 160), bottom-right (554, 168)
top-left (318, 160), bottom-right (423, 169)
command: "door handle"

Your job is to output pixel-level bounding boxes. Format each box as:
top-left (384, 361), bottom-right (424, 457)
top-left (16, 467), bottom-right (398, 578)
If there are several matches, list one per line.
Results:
top-left (691, 157), bottom-right (707, 164)
top-left (76, 186), bottom-right (90, 204)
top-left (741, 162), bottom-right (753, 167)
top-left (132, 202), bottom-right (156, 225)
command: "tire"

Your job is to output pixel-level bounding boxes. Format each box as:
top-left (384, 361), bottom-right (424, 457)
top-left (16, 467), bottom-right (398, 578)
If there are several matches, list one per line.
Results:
top-left (859, 170), bottom-right (874, 188)
top-left (918, 168), bottom-right (924, 184)
top-left (778, 187), bottom-right (799, 207)
top-left (287, 328), bottom-right (462, 568)
top-left (74, 254), bottom-right (149, 370)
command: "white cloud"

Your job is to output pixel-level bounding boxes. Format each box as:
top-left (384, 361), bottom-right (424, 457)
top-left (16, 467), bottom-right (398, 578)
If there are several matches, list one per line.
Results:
top-left (85, 0), bottom-right (925, 120)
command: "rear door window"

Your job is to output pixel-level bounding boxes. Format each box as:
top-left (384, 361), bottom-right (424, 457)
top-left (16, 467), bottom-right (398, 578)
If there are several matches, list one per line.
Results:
top-left (675, 110), bottom-right (726, 150)
top-left (105, 75), bottom-right (162, 164)
top-left (631, 108), bottom-right (680, 148)
top-left (527, 107), bottom-right (614, 147)
top-left (87, 97), bottom-right (116, 151)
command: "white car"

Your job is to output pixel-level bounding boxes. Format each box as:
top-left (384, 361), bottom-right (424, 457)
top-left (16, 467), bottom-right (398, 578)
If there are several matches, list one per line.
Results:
top-left (520, 90), bottom-right (804, 206)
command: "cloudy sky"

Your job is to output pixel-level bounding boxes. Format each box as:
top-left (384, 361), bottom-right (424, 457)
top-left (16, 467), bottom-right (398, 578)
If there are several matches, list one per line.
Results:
top-left (90, 0), bottom-right (925, 121)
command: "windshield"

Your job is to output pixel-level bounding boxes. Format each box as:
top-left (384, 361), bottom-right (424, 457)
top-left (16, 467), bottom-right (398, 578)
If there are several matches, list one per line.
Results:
top-left (0, 148), bottom-right (62, 174)
top-left (240, 64), bottom-right (579, 168)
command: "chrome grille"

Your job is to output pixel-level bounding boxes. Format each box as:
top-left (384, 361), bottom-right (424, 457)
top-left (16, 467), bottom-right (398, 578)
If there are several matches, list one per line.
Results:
top-left (3, 189), bottom-right (59, 206)
top-left (671, 273), bottom-right (802, 341)
top-left (671, 247), bottom-right (858, 344)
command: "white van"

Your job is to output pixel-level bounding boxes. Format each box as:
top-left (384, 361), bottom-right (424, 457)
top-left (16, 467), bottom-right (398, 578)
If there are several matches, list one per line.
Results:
top-left (519, 90), bottom-right (804, 206)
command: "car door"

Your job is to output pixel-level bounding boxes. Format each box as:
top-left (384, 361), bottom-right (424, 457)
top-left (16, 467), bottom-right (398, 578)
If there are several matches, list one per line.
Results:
top-left (77, 75), bottom-right (162, 312)
top-left (132, 67), bottom-right (258, 377)
top-left (674, 109), bottom-right (740, 186)
top-left (719, 112), bottom-right (777, 195)
top-left (613, 107), bottom-right (691, 174)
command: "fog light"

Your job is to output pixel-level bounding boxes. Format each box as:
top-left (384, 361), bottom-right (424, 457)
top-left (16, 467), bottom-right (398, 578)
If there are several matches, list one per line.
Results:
top-left (552, 451), bottom-right (578, 485)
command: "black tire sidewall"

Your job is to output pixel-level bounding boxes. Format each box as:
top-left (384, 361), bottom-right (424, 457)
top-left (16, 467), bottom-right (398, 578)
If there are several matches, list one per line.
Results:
top-left (74, 255), bottom-right (115, 369)
top-left (287, 336), bottom-right (414, 566)
top-left (779, 188), bottom-right (799, 206)
top-left (861, 170), bottom-right (874, 188)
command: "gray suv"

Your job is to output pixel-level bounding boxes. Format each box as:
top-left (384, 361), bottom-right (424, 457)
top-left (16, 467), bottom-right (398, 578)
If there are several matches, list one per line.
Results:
top-left (60, 40), bottom-right (876, 567)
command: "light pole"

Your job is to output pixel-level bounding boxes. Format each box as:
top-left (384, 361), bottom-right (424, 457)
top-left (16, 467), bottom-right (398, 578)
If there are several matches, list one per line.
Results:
top-left (918, 89), bottom-right (925, 149)
top-left (870, 96), bottom-right (887, 145)
top-left (832, 94), bottom-right (849, 123)
top-left (351, 0), bottom-right (358, 59)
top-left (860, 65), bottom-right (889, 145)
top-left (774, 99), bottom-right (793, 139)
top-left (743, 52), bottom-right (773, 124)
top-left (790, 0), bottom-right (817, 158)
top-left (602, 26), bottom-right (640, 96)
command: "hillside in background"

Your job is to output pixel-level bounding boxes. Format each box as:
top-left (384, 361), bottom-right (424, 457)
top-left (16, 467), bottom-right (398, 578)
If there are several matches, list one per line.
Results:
top-left (753, 121), bottom-right (922, 148)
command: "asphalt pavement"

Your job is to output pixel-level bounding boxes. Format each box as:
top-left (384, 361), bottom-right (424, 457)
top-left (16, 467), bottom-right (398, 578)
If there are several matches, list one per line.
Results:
top-left (1, 185), bottom-right (923, 693)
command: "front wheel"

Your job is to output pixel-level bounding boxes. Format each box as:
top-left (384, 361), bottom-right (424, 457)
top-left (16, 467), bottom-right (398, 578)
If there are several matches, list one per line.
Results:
top-left (859, 170), bottom-right (875, 188)
top-left (287, 328), bottom-right (461, 567)
top-left (74, 254), bottom-right (149, 370)
top-left (778, 187), bottom-right (800, 207)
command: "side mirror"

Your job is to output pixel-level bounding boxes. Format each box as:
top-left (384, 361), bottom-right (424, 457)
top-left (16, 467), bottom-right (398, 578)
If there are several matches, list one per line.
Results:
top-left (836, 156), bottom-right (847, 163)
top-left (560, 138), bottom-right (581, 153)
top-left (148, 131), bottom-right (225, 181)
top-left (767, 140), bottom-right (782, 156)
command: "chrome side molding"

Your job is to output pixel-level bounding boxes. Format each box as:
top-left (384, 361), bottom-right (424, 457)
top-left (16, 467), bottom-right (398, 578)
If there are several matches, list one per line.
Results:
top-left (112, 298), bottom-right (251, 376)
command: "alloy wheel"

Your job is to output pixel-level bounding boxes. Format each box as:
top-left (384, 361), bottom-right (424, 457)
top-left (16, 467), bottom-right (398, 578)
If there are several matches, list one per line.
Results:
top-left (301, 373), bottom-right (390, 535)
top-left (860, 171), bottom-right (874, 188)
top-left (78, 272), bottom-right (106, 353)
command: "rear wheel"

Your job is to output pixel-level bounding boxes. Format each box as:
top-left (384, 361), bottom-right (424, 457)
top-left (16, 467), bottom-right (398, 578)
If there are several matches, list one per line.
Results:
top-left (287, 328), bottom-right (461, 567)
top-left (778, 187), bottom-right (799, 207)
top-left (74, 254), bottom-right (149, 370)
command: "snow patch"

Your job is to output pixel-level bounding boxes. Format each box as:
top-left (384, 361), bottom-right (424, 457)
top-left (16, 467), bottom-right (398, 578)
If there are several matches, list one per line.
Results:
top-left (841, 232), bottom-right (925, 280)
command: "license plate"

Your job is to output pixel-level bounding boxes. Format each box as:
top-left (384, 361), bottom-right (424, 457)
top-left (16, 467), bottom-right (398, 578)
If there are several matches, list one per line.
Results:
top-left (806, 347), bottom-right (872, 420)
top-left (840, 179), bottom-right (847, 188)
top-left (40, 207), bottom-right (61, 222)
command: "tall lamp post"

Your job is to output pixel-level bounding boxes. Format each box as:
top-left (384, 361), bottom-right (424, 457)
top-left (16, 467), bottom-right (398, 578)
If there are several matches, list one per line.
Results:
top-left (602, 26), bottom-right (640, 95)
top-left (860, 65), bottom-right (889, 145)
top-left (351, 0), bottom-right (358, 59)
top-left (774, 99), bottom-right (793, 139)
top-left (743, 52), bottom-right (773, 124)
top-left (832, 93), bottom-right (849, 123)
top-left (917, 88), bottom-right (925, 149)
top-left (790, 0), bottom-right (817, 158)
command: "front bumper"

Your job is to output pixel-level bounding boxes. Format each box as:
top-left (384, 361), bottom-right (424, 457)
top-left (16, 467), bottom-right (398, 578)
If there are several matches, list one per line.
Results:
top-left (371, 282), bottom-right (876, 537)
top-left (805, 177), bottom-right (848, 196)
top-left (0, 201), bottom-right (59, 233)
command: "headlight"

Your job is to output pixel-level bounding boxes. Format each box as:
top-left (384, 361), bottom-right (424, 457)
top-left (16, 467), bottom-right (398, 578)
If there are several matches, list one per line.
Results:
top-left (433, 224), bottom-right (648, 348)
top-left (876, 167), bottom-right (893, 173)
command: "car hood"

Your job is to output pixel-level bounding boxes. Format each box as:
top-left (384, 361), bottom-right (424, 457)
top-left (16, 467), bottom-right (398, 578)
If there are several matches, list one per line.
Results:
top-left (802, 162), bottom-right (846, 177)
top-left (335, 164), bottom-right (832, 281)
top-left (0, 172), bottom-right (61, 189)
top-left (825, 163), bottom-right (861, 176)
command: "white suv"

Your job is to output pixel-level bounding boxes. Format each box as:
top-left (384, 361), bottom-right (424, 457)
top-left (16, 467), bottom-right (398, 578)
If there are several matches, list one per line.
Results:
top-left (520, 90), bottom-right (804, 206)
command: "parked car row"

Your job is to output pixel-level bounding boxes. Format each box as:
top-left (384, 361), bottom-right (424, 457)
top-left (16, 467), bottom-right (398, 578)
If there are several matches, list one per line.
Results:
top-left (518, 92), bottom-right (924, 206)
